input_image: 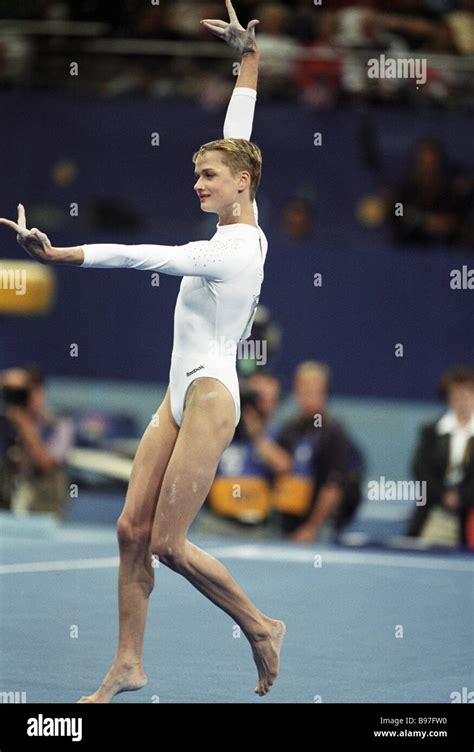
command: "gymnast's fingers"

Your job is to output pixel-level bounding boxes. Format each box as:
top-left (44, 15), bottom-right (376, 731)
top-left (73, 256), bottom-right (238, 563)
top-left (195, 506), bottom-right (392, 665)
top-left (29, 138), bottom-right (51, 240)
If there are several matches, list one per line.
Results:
top-left (0, 217), bottom-right (22, 234)
top-left (17, 203), bottom-right (27, 230)
top-left (225, 0), bottom-right (239, 26)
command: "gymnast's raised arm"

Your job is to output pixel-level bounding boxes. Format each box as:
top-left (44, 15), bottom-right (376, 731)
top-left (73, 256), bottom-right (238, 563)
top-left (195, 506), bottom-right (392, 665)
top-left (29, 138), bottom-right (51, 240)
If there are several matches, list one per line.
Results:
top-left (202, 0), bottom-right (260, 222)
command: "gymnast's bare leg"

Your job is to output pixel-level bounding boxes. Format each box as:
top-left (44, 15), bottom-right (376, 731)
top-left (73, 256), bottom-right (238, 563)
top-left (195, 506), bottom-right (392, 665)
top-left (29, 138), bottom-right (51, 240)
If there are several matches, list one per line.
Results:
top-left (150, 377), bottom-right (285, 697)
top-left (78, 387), bottom-right (179, 703)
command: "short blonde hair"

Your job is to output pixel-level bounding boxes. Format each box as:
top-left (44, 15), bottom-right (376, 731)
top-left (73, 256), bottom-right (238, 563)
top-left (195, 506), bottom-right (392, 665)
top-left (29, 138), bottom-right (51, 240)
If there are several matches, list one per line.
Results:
top-left (192, 138), bottom-right (262, 202)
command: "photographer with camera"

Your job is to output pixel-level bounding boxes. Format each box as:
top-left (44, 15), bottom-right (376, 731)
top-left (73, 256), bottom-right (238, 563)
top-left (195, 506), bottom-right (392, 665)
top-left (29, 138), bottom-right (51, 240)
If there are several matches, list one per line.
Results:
top-left (0, 365), bottom-right (75, 519)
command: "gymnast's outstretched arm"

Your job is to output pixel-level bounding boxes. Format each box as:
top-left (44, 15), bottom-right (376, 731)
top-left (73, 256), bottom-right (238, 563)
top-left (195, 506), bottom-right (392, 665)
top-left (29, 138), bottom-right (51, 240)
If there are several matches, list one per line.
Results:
top-left (0, 204), bottom-right (254, 281)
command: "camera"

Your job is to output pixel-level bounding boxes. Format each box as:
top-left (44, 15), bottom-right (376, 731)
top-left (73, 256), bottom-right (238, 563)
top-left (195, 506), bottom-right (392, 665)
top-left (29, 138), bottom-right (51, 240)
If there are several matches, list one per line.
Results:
top-left (2, 386), bottom-right (30, 407)
top-left (234, 385), bottom-right (265, 441)
top-left (239, 385), bottom-right (260, 411)
top-left (0, 389), bottom-right (25, 455)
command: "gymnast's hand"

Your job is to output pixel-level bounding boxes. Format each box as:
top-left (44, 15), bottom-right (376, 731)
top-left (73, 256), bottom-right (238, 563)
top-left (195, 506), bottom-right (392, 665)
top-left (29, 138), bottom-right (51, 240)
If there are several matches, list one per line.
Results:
top-left (200, 0), bottom-right (259, 55)
top-left (0, 204), bottom-right (53, 264)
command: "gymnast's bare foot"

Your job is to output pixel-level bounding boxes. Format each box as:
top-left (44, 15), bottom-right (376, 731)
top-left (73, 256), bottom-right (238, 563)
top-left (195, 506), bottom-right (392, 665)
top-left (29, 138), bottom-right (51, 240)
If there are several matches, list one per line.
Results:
top-left (250, 619), bottom-right (286, 696)
top-left (77, 661), bottom-right (147, 703)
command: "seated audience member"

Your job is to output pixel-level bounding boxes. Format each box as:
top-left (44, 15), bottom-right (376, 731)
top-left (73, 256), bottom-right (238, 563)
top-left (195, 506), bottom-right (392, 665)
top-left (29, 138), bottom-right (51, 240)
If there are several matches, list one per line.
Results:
top-left (390, 140), bottom-right (472, 246)
top-left (407, 366), bottom-right (474, 548)
top-left (273, 361), bottom-right (364, 543)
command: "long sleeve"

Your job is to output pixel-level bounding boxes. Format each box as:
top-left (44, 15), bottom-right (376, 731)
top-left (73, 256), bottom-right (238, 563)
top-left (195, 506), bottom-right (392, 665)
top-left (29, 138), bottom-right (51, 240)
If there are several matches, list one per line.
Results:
top-left (223, 86), bottom-right (256, 140)
top-left (81, 236), bottom-right (251, 282)
top-left (223, 86), bottom-right (259, 225)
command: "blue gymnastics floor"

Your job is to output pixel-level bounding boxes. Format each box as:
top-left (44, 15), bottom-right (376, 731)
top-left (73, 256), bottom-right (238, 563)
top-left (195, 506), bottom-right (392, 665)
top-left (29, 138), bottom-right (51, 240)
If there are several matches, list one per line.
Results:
top-left (0, 516), bottom-right (472, 704)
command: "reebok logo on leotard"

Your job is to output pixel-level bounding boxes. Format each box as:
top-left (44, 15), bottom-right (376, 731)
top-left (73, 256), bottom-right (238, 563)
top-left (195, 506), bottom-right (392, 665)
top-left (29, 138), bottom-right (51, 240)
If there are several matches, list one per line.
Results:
top-left (186, 365), bottom-right (205, 377)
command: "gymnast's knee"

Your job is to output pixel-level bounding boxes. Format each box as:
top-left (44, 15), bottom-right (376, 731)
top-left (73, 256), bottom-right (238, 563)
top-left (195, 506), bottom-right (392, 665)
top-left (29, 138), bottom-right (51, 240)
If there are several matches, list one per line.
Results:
top-left (151, 534), bottom-right (188, 572)
top-left (117, 514), bottom-right (151, 550)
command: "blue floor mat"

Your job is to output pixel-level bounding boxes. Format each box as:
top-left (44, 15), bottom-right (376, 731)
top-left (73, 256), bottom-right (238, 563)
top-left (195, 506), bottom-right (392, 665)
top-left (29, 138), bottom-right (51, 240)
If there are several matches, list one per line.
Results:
top-left (0, 519), bottom-right (472, 704)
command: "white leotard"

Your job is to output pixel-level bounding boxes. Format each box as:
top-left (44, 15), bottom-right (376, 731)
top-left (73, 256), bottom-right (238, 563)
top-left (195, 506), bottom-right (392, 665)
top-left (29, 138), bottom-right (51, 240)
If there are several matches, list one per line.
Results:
top-left (81, 87), bottom-right (268, 427)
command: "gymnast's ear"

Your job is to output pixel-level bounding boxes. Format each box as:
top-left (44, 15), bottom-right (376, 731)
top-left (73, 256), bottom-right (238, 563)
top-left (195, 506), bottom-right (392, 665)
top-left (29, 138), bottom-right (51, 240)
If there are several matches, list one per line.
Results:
top-left (237, 170), bottom-right (252, 192)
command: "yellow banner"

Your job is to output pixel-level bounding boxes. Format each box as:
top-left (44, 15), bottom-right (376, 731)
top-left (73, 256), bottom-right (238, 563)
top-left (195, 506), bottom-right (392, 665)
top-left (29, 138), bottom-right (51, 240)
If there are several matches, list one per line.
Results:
top-left (208, 477), bottom-right (271, 523)
top-left (271, 474), bottom-right (314, 515)
top-left (0, 261), bottom-right (55, 314)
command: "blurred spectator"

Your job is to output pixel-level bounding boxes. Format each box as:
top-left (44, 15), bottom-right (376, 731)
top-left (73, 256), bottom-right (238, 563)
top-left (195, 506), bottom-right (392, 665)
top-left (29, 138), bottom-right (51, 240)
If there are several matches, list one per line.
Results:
top-left (290, 12), bottom-right (344, 109)
top-left (195, 373), bottom-right (289, 538)
top-left (446, 0), bottom-right (474, 55)
top-left (38, 1), bottom-right (71, 21)
top-left (253, 2), bottom-right (301, 97)
top-left (133, 2), bottom-right (187, 41)
top-left (335, 5), bottom-right (409, 51)
top-left (388, 139), bottom-right (473, 246)
top-left (0, 365), bottom-right (75, 519)
top-left (166, 1), bottom-right (222, 39)
top-left (0, 32), bottom-right (31, 86)
top-left (273, 361), bottom-right (364, 543)
top-left (287, 0), bottom-right (319, 44)
top-left (281, 197), bottom-right (314, 242)
top-left (406, 366), bottom-right (474, 548)
top-left (376, 10), bottom-right (457, 53)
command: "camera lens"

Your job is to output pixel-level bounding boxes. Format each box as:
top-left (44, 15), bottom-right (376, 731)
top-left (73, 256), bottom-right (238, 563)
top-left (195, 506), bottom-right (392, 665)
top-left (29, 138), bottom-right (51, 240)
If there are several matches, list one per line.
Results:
top-left (2, 387), bottom-right (29, 407)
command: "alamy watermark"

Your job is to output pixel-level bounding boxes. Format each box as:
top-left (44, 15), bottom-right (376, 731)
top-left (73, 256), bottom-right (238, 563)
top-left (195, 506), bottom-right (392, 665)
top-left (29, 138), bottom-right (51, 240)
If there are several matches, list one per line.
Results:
top-left (367, 476), bottom-right (426, 506)
top-left (450, 265), bottom-right (473, 290)
top-left (27, 714), bottom-right (82, 742)
top-left (208, 337), bottom-right (267, 366)
top-left (0, 268), bottom-right (26, 295)
top-left (0, 689), bottom-right (27, 703)
top-left (450, 687), bottom-right (474, 703)
top-left (368, 54), bottom-right (427, 87)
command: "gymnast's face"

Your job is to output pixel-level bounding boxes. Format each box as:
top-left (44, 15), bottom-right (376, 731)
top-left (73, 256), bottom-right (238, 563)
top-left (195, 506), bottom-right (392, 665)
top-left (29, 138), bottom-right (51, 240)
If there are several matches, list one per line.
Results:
top-left (194, 151), bottom-right (250, 215)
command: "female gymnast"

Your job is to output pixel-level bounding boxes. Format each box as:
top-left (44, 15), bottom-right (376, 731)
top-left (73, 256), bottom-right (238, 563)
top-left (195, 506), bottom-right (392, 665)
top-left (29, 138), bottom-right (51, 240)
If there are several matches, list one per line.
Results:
top-left (0, 0), bottom-right (285, 701)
